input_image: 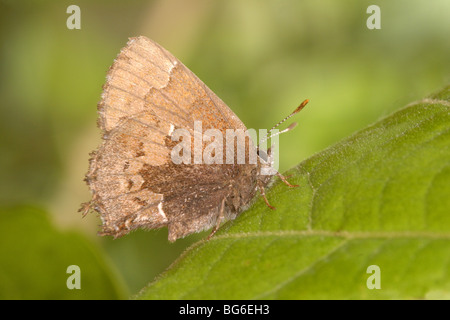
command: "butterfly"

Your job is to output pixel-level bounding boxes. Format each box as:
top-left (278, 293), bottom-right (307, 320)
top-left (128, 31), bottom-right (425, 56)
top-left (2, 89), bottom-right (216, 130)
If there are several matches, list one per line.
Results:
top-left (81, 36), bottom-right (308, 242)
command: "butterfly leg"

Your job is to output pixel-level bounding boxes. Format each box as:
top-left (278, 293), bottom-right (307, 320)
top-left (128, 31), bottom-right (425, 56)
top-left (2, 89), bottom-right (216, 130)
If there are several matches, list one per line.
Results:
top-left (207, 198), bottom-right (226, 240)
top-left (79, 201), bottom-right (93, 218)
top-left (258, 180), bottom-right (276, 210)
top-left (276, 172), bottom-right (299, 188)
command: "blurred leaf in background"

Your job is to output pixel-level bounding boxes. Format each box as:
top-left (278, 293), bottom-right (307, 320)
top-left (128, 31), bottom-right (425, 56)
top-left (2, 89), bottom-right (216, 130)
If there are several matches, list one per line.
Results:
top-left (0, 0), bottom-right (448, 298)
top-left (0, 206), bottom-right (127, 299)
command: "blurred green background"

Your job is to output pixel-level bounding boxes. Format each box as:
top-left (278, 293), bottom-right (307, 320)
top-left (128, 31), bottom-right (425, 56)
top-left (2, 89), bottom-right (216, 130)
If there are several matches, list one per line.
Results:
top-left (0, 0), bottom-right (448, 299)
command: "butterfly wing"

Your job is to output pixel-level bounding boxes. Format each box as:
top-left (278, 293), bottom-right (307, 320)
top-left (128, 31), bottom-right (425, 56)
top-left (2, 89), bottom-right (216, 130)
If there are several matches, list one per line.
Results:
top-left (85, 36), bottom-right (255, 240)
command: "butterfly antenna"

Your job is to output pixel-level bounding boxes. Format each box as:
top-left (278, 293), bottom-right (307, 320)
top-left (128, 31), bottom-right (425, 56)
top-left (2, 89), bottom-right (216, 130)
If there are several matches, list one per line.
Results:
top-left (259, 99), bottom-right (309, 145)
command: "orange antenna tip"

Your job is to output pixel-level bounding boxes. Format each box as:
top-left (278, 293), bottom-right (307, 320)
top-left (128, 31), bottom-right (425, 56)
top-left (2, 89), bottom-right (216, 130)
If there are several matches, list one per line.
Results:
top-left (287, 122), bottom-right (298, 131)
top-left (293, 99), bottom-right (309, 114)
top-left (258, 99), bottom-right (310, 146)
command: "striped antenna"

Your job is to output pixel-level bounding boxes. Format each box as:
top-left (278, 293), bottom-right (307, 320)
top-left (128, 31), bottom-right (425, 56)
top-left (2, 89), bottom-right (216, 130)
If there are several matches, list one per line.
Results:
top-left (259, 99), bottom-right (309, 145)
top-left (262, 122), bottom-right (297, 142)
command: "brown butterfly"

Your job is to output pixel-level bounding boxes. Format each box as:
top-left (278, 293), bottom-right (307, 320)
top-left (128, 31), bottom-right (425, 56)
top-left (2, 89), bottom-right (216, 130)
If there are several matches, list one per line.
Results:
top-left (81, 36), bottom-right (308, 242)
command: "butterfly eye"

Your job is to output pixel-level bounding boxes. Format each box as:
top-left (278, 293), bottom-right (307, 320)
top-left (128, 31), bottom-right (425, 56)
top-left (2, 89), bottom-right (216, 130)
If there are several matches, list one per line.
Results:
top-left (257, 149), bottom-right (268, 162)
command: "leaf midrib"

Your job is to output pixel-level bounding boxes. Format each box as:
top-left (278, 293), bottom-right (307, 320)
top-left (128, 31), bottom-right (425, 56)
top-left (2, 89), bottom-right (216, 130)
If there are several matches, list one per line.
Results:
top-left (211, 230), bottom-right (450, 241)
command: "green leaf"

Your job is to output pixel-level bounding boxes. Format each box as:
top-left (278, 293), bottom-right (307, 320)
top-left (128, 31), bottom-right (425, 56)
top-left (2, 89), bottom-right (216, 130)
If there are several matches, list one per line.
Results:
top-left (137, 85), bottom-right (450, 300)
top-left (0, 206), bottom-right (128, 299)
